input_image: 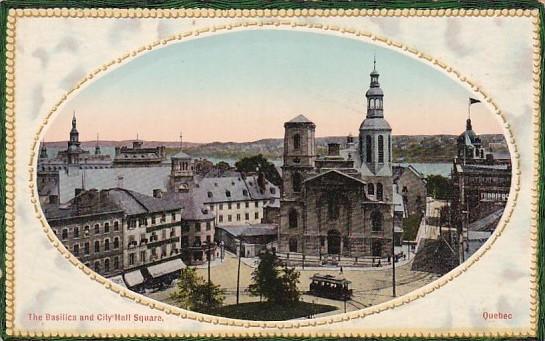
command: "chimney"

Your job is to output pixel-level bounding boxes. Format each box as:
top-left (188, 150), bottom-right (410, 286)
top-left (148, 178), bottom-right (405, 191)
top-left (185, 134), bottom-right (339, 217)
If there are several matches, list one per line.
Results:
top-left (153, 189), bottom-right (163, 198)
top-left (327, 143), bottom-right (340, 156)
top-left (257, 172), bottom-right (266, 193)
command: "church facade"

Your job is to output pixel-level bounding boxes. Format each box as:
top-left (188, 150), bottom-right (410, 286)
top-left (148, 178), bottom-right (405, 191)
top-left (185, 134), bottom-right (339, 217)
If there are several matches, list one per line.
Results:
top-left (278, 62), bottom-right (394, 258)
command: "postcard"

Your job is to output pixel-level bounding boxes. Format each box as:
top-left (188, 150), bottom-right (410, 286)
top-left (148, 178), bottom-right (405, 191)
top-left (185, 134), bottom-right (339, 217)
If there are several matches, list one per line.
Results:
top-left (1, 2), bottom-right (543, 339)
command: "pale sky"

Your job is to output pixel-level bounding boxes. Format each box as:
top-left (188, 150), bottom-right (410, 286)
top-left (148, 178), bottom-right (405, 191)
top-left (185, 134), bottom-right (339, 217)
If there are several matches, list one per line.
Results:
top-left (46, 29), bottom-right (502, 143)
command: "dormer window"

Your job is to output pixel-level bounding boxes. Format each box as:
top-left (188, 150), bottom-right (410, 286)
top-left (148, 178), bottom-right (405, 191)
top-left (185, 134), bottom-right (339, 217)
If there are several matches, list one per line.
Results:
top-left (226, 190), bottom-right (231, 197)
top-left (270, 188), bottom-right (276, 194)
top-left (207, 191), bottom-right (213, 198)
top-left (243, 189), bottom-right (248, 196)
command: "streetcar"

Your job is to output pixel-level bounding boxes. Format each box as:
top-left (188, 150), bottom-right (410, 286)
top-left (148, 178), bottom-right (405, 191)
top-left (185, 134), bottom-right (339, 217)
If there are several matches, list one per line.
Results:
top-left (309, 274), bottom-right (352, 301)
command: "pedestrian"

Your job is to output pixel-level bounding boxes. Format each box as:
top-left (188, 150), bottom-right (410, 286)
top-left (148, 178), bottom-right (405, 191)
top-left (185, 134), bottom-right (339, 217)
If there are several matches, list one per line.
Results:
top-left (340, 266), bottom-right (343, 274)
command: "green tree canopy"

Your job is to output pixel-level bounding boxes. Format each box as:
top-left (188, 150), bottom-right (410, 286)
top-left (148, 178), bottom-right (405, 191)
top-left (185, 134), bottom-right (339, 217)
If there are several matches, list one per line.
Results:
top-left (170, 267), bottom-right (225, 313)
top-left (248, 250), bottom-right (301, 304)
top-left (235, 154), bottom-right (281, 186)
top-left (426, 174), bottom-right (452, 200)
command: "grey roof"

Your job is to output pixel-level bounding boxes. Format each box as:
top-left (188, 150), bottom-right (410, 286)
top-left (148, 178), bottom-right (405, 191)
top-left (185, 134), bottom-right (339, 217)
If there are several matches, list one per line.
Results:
top-left (195, 174), bottom-right (279, 204)
top-left (163, 191), bottom-right (215, 221)
top-left (43, 190), bottom-right (124, 221)
top-left (58, 166), bottom-right (170, 202)
top-left (106, 188), bottom-right (181, 215)
top-left (366, 87), bottom-right (383, 96)
top-left (171, 150), bottom-right (192, 159)
top-left (218, 224), bottom-right (277, 237)
top-left (359, 117), bottom-right (391, 130)
top-left (468, 208), bottom-right (504, 232)
top-left (244, 175), bottom-right (280, 200)
top-left (286, 114), bottom-right (313, 124)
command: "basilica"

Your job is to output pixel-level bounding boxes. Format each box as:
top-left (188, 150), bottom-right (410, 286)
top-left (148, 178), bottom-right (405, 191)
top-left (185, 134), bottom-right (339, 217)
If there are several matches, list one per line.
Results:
top-left (278, 61), bottom-right (395, 258)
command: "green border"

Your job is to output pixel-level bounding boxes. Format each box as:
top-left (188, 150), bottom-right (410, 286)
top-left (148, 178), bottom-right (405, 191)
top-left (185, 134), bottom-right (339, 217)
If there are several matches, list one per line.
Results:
top-left (0, 0), bottom-right (543, 340)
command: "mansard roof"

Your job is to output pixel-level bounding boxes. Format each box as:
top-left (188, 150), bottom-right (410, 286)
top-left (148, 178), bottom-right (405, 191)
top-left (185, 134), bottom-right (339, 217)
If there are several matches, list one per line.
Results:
top-left (287, 114), bottom-right (312, 123)
top-left (359, 117), bottom-right (392, 131)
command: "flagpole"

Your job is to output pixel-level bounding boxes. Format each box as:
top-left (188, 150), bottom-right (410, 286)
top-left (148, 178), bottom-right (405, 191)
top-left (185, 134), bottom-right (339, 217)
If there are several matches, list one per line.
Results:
top-left (468, 100), bottom-right (471, 121)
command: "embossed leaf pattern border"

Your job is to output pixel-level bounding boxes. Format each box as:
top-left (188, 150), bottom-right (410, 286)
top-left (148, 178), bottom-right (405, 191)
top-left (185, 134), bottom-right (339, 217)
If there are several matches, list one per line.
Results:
top-left (0, 1), bottom-right (544, 340)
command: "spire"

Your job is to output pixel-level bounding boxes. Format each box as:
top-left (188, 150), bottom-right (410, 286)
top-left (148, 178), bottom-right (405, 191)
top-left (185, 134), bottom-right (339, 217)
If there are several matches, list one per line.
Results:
top-left (95, 133), bottom-right (101, 155)
top-left (179, 131), bottom-right (183, 151)
top-left (365, 56), bottom-right (384, 118)
top-left (72, 110), bottom-right (77, 128)
top-left (39, 138), bottom-right (48, 159)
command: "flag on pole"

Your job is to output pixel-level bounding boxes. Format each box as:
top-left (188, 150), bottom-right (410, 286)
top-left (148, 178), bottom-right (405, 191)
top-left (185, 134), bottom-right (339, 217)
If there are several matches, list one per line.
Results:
top-left (469, 97), bottom-right (481, 105)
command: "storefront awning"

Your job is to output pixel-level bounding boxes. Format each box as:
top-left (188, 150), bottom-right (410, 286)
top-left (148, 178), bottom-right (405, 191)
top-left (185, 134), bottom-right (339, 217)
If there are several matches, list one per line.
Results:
top-left (147, 258), bottom-right (186, 278)
top-left (123, 270), bottom-right (144, 287)
top-left (108, 275), bottom-right (128, 288)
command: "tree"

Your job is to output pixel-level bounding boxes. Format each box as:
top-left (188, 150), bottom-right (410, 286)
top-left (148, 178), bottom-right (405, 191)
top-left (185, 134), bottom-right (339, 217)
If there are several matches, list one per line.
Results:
top-left (249, 250), bottom-right (301, 304)
top-left (426, 175), bottom-right (452, 200)
top-left (235, 154), bottom-right (281, 186)
top-left (170, 267), bottom-right (225, 313)
top-left (215, 161), bottom-right (231, 171)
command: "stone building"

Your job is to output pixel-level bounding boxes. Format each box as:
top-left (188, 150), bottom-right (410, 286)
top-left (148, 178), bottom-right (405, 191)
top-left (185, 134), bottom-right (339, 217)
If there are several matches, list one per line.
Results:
top-left (37, 112), bottom-right (112, 173)
top-left (450, 117), bottom-right (511, 263)
top-left (393, 165), bottom-right (427, 217)
top-left (43, 189), bottom-right (125, 277)
top-left (113, 140), bottom-right (167, 167)
top-left (278, 61), bottom-right (394, 258)
top-left (451, 118), bottom-right (512, 223)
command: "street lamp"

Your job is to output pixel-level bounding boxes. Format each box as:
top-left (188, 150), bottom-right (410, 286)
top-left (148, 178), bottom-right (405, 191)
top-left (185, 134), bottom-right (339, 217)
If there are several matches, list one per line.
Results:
top-left (236, 232), bottom-right (244, 305)
top-left (392, 209), bottom-right (396, 298)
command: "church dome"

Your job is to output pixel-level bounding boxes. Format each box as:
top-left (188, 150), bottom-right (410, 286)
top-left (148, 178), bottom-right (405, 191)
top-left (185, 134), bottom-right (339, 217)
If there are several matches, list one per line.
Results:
top-left (366, 87), bottom-right (383, 97)
top-left (359, 117), bottom-right (391, 131)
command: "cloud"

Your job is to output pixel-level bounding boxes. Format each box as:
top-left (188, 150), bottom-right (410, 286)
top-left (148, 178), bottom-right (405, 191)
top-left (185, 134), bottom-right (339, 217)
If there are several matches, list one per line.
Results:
top-left (108, 19), bottom-right (142, 45)
top-left (31, 85), bottom-right (45, 118)
top-left (444, 19), bottom-right (474, 58)
top-left (32, 48), bottom-right (49, 68)
top-left (55, 36), bottom-right (80, 53)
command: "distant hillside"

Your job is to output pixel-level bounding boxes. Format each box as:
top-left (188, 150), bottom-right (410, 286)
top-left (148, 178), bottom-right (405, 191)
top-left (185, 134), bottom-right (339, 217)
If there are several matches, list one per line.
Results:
top-left (46, 134), bottom-right (508, 163)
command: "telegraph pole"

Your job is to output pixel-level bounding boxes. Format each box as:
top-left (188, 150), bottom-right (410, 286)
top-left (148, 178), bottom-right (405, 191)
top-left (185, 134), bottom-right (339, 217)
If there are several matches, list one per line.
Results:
top-left (392, 211), bottom-right (396, 297)
top-left (236, 235), bottom-right (243, 305)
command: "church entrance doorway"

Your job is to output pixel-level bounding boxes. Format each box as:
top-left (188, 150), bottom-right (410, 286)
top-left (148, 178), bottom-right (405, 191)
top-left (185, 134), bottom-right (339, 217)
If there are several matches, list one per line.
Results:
top-left (327, 230), bottom-right (341, 255)
top-left (372, 240), bottom-right (382, 257)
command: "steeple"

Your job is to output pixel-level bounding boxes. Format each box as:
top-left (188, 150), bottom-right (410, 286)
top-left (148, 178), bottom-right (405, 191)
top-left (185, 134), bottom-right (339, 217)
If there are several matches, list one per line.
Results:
top-left (95, 133), bottom-right (101, 155)
top-left (68, 110), bottom-right (80, 148)
top-left (365, 58), bottom-right (384, 118)
top-left (39, 139), bottom-right (48, 159)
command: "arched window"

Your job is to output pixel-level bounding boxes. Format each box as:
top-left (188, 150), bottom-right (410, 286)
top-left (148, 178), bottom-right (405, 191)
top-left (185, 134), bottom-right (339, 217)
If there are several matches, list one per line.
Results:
top-left (61, 229), bottom-right (68, 240)
top-left (94, 224), bottom-right (100, 234)
top-left (371, 211), bottom-right (383, 231)
top-left (292, 172), bottom-right (302, 193)
top-left (113, 237), bottom-right (119, 249)
top-left (388, 135), bottom-right (391, 162)
top-left (104, 222), bottom-right (110, 233)
top-left (94, 261), bottom-right (101, 273)
top-left (366, 135), bottom-right (372, 163)
top-left (73, 244), bottom-right (79, 256)
top-left (378, 135), bottom-right (384, 163)
top-left (289, 238), bottom-right (298, 252)
top-left (94, 240), bottom-right (100, 253)
top-left (288, 209), bottom-right (298, 228)
top-left (104, 258), bottom-right (110, 272)
top-left (104, 239), bottom-right (110, 251)
top-left (368, 183), bottom-right (375, 195)
top-left (113, 221), bottom-right (119, 231)
top-left (327, 197), bottom-right (339, 220)
top-left (377, 183), bottom-right (383, 201)
top-left (293, 134), bottom-right (301, 150)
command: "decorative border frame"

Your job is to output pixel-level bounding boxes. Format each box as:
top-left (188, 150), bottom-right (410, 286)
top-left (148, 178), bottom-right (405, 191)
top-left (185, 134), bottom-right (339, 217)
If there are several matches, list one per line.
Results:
top-left (1, 1), bottom-right (544, 340)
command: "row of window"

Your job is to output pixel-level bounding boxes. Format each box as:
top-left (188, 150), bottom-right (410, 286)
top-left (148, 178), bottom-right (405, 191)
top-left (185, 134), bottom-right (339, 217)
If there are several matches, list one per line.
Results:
top-left (87, 256), bottom-right (120, 274)
top-left (367, 183), bottom-right (384, 201)
top-left (59, 221), bottom-right (120, 240)
top-left (287, 209), bottom-right (383, 231)
top-left (128, 212), bottom-right (177, 229)
top-left (72, 237), bottom-right (120, 256)
top-left (128, 243), bottom-right (179, 265)
top-left (360, 134), bottom-right (392, 164)
top-left (215, 201), bottom-right (261, 210)
top-left (218, 212), bottom-right (259, 223)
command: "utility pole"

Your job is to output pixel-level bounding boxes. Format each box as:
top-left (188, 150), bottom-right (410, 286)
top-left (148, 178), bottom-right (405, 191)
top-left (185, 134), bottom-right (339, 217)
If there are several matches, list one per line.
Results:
top-left (236, 235), bottom-right (243, 305)
top-left (392, 211), bottom-right (396, 297)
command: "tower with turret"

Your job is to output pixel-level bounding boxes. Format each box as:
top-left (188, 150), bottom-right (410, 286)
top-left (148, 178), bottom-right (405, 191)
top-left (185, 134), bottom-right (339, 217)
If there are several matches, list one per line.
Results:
top-left (358, 59), bottom-right (393, 203)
